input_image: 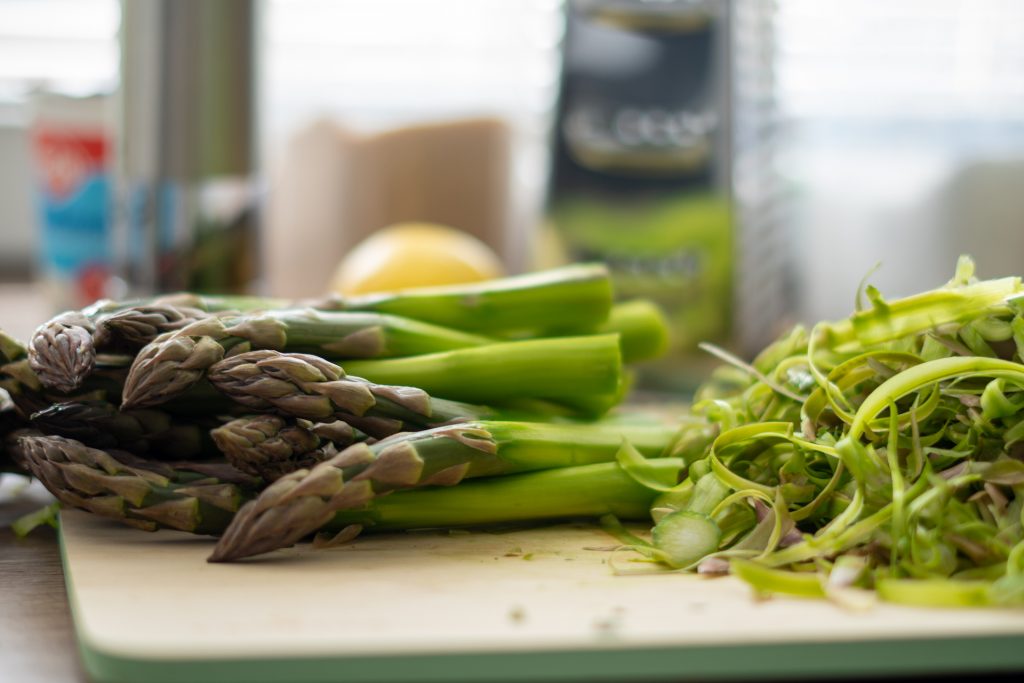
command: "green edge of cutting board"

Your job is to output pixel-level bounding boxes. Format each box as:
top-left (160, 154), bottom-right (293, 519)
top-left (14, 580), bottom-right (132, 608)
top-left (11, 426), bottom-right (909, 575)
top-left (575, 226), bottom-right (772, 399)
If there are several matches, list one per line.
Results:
top-left (58, 521), bottom-right (1024, 683)
top-left (74, 633), bottom-right (1024, 683)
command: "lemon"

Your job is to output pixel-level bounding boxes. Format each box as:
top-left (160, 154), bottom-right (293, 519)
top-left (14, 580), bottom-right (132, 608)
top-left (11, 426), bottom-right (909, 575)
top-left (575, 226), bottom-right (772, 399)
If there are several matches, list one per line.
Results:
top-left (331, 223), bottom-right (505, 295)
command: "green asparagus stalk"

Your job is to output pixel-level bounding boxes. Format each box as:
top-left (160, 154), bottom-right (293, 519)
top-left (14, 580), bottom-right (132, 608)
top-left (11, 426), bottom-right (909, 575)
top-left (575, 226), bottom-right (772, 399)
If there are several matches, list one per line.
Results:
top-left (2, 358), bottom-right (73, 418)
top-left (0, 329), bottom-right (27, 365)
top-left (211, 414), bottom-right (367, 482)
top-left (0, 398), bottom-right (28, 474)
top-left (599, 300), bottom-right (670, 363)
top-left (207, 350), bottom-right (490, 438)
top-left (340, 334), bottom-right (623, 406)
top-left (332, 458), bottom-right (684, 532)
top-left (341, 263), bottom-right (613, 335)
top-left (30, 400), bottom-right (218, 459)
top-left (209, 419), bottom-right (678, 561)
top-left (121, 311), bottom-right (493, 409)
top-left (17, 434), bottom-right (259, 534)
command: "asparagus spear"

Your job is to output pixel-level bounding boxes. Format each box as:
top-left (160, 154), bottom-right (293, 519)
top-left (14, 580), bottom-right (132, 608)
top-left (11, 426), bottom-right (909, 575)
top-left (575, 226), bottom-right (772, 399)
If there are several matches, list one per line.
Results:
top-left (120, 311), bottom-right (492, 409)
top-left (94, 296), bottom-right (318, 345)
top-left (207, 350), bottom-right (489, 437)
top-left (20, 427), bottom-right (683, 538)
top-left (209, 419), bottom-right (678, 561)
top-left (211, 414), bottom-right (366, 482)
top-left (30, 400), bottom-right (218, 459)
top-left (94, 303), bottom-right (212, 349)
top-left (340, 334), bottom-right (623, 406)
top-left (17, 434), bottom-right (258, 534)
top-left (333, 458), bottom-right (684, 532)
top-left (341, 263), bottom-right (613, 335)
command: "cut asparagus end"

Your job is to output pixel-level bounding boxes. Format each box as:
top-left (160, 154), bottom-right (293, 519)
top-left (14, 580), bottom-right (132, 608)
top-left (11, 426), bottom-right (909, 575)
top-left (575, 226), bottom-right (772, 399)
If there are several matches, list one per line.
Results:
top-left (599, 300), bottom-right (670, 363)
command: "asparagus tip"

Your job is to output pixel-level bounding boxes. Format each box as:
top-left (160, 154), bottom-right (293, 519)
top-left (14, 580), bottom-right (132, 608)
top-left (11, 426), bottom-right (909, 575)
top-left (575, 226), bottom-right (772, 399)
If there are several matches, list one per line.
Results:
top-left (28, 316), bottom-right (96, 393)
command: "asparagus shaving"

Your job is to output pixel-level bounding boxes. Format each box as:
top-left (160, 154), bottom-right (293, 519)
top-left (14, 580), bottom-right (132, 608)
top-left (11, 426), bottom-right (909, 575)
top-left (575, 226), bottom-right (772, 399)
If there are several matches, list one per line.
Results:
top-left (623, 256), bottom-right (1024, 608)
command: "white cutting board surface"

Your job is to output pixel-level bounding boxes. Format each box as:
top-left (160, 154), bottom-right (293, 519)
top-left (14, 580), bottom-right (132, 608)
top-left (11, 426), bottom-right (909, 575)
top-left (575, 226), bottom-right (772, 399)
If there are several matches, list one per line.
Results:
top-left (60, 510), bottom-right (1024, 682)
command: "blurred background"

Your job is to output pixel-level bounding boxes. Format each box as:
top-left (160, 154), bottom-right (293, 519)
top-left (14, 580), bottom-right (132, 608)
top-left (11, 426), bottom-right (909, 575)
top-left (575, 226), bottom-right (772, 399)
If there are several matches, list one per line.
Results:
top-left (0, 0), bottom-right (1023, 390)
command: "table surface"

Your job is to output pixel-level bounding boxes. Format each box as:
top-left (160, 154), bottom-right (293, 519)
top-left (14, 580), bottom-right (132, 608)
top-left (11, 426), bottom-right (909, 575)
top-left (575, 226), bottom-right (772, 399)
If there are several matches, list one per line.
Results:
top-left (1, 283), bottom-right (87, 682)
top-left (0, 484), bottom-right (85, 683)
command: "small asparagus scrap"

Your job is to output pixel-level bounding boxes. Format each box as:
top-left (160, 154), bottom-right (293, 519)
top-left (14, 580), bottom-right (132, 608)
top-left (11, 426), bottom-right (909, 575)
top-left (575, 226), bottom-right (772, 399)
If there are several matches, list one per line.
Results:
top-left (209, 419), bottom-right (678, 561)
top-left (211, 414), bottom-right (365, 482)
top-left (17, 434), bottom-right (257, 534)
top-left (120, 311), bottom-right (491, 409)
top-left (207, 350), bottom-right (485, 437)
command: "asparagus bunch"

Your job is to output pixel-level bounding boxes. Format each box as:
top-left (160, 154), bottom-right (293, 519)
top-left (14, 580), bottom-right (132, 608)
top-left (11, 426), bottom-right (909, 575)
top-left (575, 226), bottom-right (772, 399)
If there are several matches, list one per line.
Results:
top-left (12, 264), bottom-right (683, 567)
top-left (209, 419), bottom-right (680, 561)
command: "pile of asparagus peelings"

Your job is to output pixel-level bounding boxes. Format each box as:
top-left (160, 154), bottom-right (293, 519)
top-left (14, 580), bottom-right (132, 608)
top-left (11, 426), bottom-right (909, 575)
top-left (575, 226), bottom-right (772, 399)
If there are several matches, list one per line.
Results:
top-left (1, 264), bottom-right (692, 562)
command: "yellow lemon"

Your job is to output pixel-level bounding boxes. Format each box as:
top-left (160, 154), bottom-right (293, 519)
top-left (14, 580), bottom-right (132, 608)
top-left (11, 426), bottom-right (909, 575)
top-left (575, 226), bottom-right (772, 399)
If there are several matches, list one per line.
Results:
top-left (331, 223), bottom-right (504, 295)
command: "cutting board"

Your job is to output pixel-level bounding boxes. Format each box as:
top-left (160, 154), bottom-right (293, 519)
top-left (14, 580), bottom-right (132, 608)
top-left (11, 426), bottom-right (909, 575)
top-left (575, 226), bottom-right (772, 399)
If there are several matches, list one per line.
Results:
top-left (60, 510), bottom-right (1024, 683)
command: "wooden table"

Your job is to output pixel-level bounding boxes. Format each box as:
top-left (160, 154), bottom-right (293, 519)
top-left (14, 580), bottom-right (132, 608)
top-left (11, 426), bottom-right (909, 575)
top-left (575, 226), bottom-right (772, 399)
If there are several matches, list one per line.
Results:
top-left (1, 283), bottom-right (86, 681)
top-left (0, 483), bottom-right (85, 683)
